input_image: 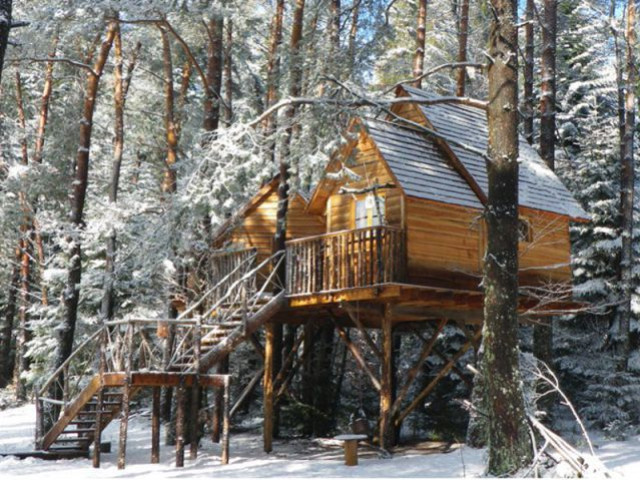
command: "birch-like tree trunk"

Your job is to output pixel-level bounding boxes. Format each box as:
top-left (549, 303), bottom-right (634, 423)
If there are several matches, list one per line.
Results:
top-left (618, 0), bottom-right (636, 369)
top-left (55, 22), bottom-right (117, 379)
top-left (223, 18), bottom-right (233, 127)
top-left (412, 0), bottom-right (427, 87)
top-left (0, 0), bottom-right (11, 83)
top-left (483, 0), bottom-right (532, 473)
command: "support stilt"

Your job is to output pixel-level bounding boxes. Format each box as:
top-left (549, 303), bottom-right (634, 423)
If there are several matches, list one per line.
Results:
top-left (189, 387), bottom-right (200, 459)
top-left (176, 378), bottom-right (186, 467)
top-left (263, 322), bottom-right (275, 453)
top-left (212, 357), bottom-right (228, 443)
top-left (151, 386), bottom-right (160, 464)
top-left (221, 377), bottom-right (230, 465)
top-left (379, 307), bottom-right (394, 449)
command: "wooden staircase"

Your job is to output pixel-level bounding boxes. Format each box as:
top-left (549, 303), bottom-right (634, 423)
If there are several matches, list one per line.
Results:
top-left (34, 249), bottom-right (286, 462)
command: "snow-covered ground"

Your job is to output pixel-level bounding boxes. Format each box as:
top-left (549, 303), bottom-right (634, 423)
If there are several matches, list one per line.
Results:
top-left (0, 403), bottom-right (635, 478)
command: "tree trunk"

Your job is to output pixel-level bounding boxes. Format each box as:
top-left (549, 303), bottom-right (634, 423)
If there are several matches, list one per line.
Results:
top-left (539, 0), bottom-right (557, 171)
top-left (263, 0), bottom-right (285, 159)
top-left (618, 0), bottom-right (636, 370)
top-left (223, 18), bottom-right (233, 127)
top-left (483, 0), bottom-right (532, 474)
top-left (347, 1), bottom-right (359, 72)
top-left (101, 24), bottom-right (140, 323)
top-left (412, 0), bottom-right (427, 87)
top-left (13, 71), bottom-right (31, 400)
top-left (159, 27), bottom-right (178, 194)
top-left (456, 0), bottom-right (470, 96)
top-left (55, 22), bottom-right (117, 381)
top-left (523, 0), bottom-right (534, 144)
top-left (534, 0), bottom-right (557, 373)
top-left (203, 15), bottom-right (224, 136)
top-left (0, 252), bottom-right (19, 387)
top-left (0, 0), bottom-right (11, 84)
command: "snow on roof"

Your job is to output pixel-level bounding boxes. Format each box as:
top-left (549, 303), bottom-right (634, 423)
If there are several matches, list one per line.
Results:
top-left (362, 118), bottom-right (484, 209)
top-left (401, 86), bottom-right (589, 220)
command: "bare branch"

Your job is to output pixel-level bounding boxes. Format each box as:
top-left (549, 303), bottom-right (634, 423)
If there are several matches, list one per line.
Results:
top-left (9, 56), bottom-right (96, 75)
top-left (384, 61), bottom-right (487, 94)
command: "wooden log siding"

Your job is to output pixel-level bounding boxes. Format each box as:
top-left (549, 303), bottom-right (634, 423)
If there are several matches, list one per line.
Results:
top-left (286, 226), bottom-right (406, 295)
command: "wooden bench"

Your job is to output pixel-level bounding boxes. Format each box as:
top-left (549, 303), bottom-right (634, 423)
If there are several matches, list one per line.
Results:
top-left (334, 434), bottom-right (368, 466)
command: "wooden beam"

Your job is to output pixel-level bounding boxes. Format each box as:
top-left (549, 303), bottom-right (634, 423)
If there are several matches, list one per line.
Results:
top-left (332, 319), bottom-right (381, 392)
top-left (392, 319), bottom-right (447, 415)
top-left (230, 367), bottom-right (264, 418)
top-left (342, 302), bottom-right (383, 359)
top-left (273, 329), bottom-right (305, 392)
top-left (221, 376), bottom-right (230, 465)
top-left (379, 307), bottom-right (394, 449)
top-left (396, 329), bottom-right (482, 426)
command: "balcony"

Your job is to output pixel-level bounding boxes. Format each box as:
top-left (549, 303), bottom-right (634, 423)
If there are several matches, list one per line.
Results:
top-left (285, 225), bottom-right (406, 296)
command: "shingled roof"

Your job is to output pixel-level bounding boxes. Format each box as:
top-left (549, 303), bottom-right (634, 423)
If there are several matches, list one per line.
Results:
top-left (361, 118), bottom-right (483, 209)
top-left (400, 85), bottom-right (589, 220)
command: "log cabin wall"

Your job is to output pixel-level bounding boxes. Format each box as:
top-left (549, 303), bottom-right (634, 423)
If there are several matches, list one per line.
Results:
top-left (213, 187), bottom-right (325, 285)
top-left (325, 133), bottom-right (404, 232)
top-left (405, 197), bottom-right (482, 289)
top-left (517, 208), bottom-right (572, 282)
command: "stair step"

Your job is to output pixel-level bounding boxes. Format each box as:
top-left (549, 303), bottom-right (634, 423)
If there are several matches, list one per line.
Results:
top-left (69, 420), bottom-right (96, 425)
top-left (54, 438), bottom-right (92, 444)
top-left (46, 446), bottom-right (89, 453)
top-left (86, 401), bottom-right (121, 406)
top-left (62, 428), bottom-right (95, 434)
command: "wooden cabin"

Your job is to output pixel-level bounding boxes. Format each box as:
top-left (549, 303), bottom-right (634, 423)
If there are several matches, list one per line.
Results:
top-left (206, 86), bottom-right (589, 450)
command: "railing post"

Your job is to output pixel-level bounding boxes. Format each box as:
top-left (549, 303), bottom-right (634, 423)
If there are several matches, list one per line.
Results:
top-left (221, 375), bottom-right (231, 465)
top-left (190, 318), bottom-right (201, 460)
top-left (93, 327), bottom-right (107, 468)
top-left (34, 392), bottom-right (43, 450)
top-left (242, 278), bottom-right (249, 335)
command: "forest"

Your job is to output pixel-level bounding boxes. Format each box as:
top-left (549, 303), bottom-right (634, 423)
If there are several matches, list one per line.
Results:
top-left (0, 0), bottom-right (638, 478)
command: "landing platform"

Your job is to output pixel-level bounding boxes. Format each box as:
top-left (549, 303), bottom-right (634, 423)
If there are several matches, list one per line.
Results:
top-left (102, 372), bottom-right (228, 388)
top-left (279, 282), bottom-right (581, 327)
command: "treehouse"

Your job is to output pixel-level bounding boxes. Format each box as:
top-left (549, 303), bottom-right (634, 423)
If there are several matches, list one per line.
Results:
top-left (33, 87), bottom-right (589, 467)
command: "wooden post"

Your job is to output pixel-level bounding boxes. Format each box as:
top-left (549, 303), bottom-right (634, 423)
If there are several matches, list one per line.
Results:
top-left (221, 376), bottom-right (230, 465)
top-left (176, 377), bottom-right (186, 467)
top-left (344, 440), bottom-right (358, 466)
top-left (263, 322), bottom-right (275, 453)
top-left (93, 328), bottom-right (106, 468)
top-left (212, 357), bottom-right (229, 443)
top-left (189, 320), bottom-right (201, 460)
top-left (379, 307), bottom-right (394, 449)
top-left (117, 324), bottom-right (133, 470)
top-left (34, 393), bottom-right (43, 450)
top-left (151, 386), bottom-right (160, 464)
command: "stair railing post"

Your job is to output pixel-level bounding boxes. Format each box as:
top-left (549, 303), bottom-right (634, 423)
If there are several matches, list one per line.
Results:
top-left (34, 391), bottom-right (43, 450)
top-left (117, 322), bottom-right (133, 470)
top-left (242, 277), bottom-right (248, 336)
top-left (189, 318), bottom-right (201, 460)
top-left (93, 326), bottom-right (106, 468)
top-left (221, 375), bottom-right (231, 465)
top-left (62, 364), bottom-right (70, 407)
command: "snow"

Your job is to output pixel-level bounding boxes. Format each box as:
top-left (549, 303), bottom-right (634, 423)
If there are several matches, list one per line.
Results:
top-left (2, 404), bottom-right (640, 478)
top-left (0, 404), bottom-right (485, 478)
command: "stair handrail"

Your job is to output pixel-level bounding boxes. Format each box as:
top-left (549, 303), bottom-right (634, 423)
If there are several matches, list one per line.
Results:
top-left (175, 247), bottom-right (258, 322)
top-left (36, 326), bottom-right (106, 398)
top-left (200, 250), bottom-right (284, 321)
top-left (171, 251), bottom-right (286, 372)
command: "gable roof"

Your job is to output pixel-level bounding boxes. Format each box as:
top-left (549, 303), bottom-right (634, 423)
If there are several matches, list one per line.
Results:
top-left (363, 118), bottom-right (484, 209)
top-left (400, 85), bottom-right (589, 220)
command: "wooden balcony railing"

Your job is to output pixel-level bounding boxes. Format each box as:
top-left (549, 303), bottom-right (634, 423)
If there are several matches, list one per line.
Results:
top-left (285, 226), bottom-right (406, 295)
